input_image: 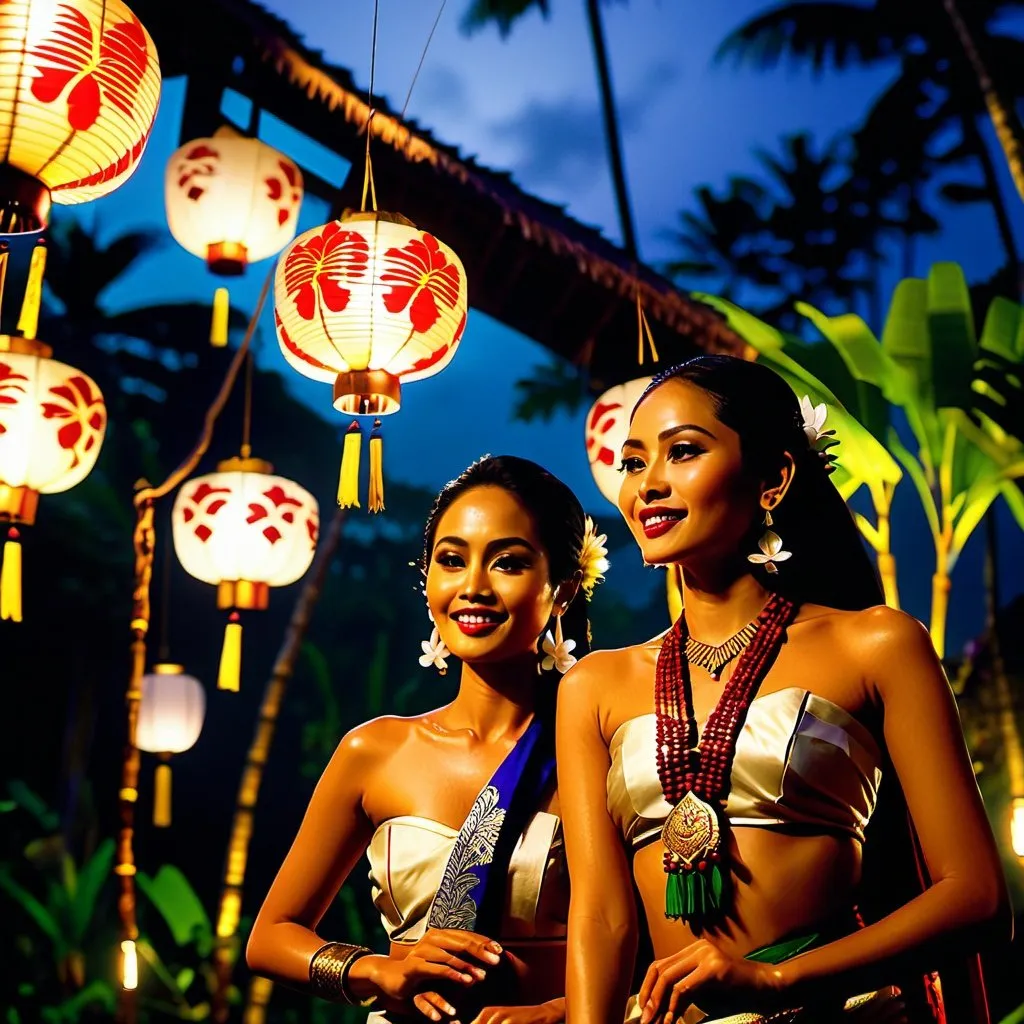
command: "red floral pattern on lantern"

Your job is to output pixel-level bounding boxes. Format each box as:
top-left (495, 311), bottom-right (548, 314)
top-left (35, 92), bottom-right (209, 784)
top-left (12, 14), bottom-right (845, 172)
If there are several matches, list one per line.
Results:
top-left (40, 375), bottom-right (106, 468)
top-left (306, 513), bottom-right (319, 550)
top-left (381, 233), bottom-right (461, 333)
top-left (0, 361), bottom-right (29, 435)
top-left (30, 6), bottom-right (149, 132)
top-left (586, 399), bottom-right (625, 468)
top-left (175, 144), bottom-right (219, 202)
top-left (265, 159), bottom-right (302, 227)
top-left (284, 222), bottom-right (369, 322)
top-left (180, 481), bottom-right (232, 543)
top-left (246, 484), bottom-right (304, 545)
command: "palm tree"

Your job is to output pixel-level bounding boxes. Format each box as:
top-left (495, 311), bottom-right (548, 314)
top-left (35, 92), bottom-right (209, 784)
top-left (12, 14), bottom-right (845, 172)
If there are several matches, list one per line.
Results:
top-left (462, 0), bottom-right (639, 258)
top-left (716, 1), bottom-right (1024, 289)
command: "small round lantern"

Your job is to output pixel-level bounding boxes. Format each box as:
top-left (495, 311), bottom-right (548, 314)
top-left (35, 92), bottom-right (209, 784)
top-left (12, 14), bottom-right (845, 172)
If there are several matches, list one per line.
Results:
top-left (165, 130), bottom-right (303, 346)
top-left (171, 456), bottom-right (318, 691)
top-left (0, 0), bottom-right (162, 233)
top-left (136, 663), bottom-right (205, 827)
top-left (584, 376), bottom-right (653, 505)
top-left (274, 211), bottom-right (468, 512)
top-left (0, 335), bottom-right (106, 621)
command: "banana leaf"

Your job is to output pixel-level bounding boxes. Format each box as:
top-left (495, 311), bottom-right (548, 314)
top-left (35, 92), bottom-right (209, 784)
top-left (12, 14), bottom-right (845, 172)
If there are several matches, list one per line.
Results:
top-left (137, 865), bottom-right (214, 956)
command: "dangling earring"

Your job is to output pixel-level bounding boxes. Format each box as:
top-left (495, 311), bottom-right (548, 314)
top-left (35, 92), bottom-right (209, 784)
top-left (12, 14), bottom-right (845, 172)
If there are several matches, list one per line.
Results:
top-left (418, 618), bottom-right (449, 675)
top-left (539, 613), bottom-right (577, 675)
top-left (747, 507), bottom-right (792, 575)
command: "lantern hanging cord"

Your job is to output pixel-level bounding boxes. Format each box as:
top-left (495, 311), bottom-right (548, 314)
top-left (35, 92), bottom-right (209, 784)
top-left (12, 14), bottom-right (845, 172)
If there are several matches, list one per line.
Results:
top-left (134, 266), bottom-right (273, 507)
top-left (400, 0), bottom-right (448, 121)
top-left (361, 0), bottom-right (381, 213)
top-left (241, 348), bottom-right (254, 459)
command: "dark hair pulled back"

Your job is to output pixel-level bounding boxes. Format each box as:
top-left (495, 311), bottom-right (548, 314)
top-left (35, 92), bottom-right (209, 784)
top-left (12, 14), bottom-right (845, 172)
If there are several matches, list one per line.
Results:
top-left (634, 355), bottom-right (883, 612)
top-left (421, 455), bottom-right (593, 695)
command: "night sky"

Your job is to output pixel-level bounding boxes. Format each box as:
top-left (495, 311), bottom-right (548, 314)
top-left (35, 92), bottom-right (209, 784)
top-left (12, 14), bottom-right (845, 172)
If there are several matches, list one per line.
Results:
top-left (62, 0), bottom-right (1024, 652)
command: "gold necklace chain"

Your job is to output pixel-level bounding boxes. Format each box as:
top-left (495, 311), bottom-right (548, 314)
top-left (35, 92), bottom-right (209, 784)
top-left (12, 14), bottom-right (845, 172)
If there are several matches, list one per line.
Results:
top-left (684, 619), bottom-right (758, 680)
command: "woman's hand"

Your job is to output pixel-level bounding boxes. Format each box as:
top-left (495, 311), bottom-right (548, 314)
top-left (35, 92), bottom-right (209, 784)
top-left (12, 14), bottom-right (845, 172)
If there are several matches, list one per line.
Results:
top-left (469, 999), bottom-right (565, 1024)
top-left (637, 939), bottom-right (783, 1024)
top-left (348, 928), bottom-right (502, 1007)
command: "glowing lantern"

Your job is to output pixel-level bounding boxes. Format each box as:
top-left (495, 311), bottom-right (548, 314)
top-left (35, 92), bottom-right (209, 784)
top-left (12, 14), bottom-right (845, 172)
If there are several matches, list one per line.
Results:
top-left (0, 0), bottom-right (161, 233)
top-left (171, 457), bottom-right (318, 691)
top-left (585, 377), bottom-right (652, 506)
top-left (135, 663), bottom-right (205, 827)
top-left (0, 335), bottom-right (106, 621)
top-left (165, 129), bottom-right (303, 346)
top-left (1012, 797), bottom-right (1024, 859)
top-left (274, 211), bottom-right (468, 512)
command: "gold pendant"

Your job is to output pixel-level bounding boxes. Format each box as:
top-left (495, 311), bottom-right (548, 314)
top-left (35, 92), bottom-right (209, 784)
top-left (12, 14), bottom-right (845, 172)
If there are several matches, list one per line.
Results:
top-left (661, 791), bottom-right (720, 869)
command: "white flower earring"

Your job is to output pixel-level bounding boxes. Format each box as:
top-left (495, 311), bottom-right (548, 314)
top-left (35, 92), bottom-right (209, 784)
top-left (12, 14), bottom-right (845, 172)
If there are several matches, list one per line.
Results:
top-left (418, 609), bottom-right (449, 675)
top-left (539, 613), bottom-right (577, 675)
top-left (747, 507), bottom-right (792, 575)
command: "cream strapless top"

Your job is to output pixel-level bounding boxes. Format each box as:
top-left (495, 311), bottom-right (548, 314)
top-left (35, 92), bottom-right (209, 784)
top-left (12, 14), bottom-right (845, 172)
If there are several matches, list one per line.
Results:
top-left (367, 811), bottom-right (568, 944)
top-left (608, 687), bottom-right (883, 847)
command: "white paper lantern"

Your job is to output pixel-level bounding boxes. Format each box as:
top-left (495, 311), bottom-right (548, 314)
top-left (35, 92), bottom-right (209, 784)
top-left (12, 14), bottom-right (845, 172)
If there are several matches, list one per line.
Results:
top-left (165, 130), bottom-right (303, 274)
top-left (0, 0), bottom-right (161, 232)
top-left (136, 664), bottom-right (205, 755)
top-left (172, 457), bottom-right (319, 691)
top-left (274, 211), bottom-right (468, 415)
top-left (584, 377), bottom-right (652, 506)
top-left (136, 663), bottom-right (205, 827)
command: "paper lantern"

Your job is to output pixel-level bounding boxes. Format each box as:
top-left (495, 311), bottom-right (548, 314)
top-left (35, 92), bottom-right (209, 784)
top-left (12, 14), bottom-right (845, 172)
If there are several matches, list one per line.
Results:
top-left (1012, 797), bottom-right (1024, 859)
top-left (585, 376), bottom-right (652, 506)
top-left (0, 335), bottom-right (106, 621)
top-left (136, 663), bottom-right (205, 827)
top-left (0, 0), bottom-right (161, 233)
top-left (274, 210), bottom-right (468, 512)
top-left (171, 456), bottom-right (318, 691)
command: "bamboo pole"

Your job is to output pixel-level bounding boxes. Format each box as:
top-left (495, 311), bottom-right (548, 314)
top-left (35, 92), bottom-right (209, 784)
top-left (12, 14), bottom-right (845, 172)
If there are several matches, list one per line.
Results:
top-left (114, 270), bottom-right (273, 1023)
top-left (210, 507), bottom-right (347, 1022)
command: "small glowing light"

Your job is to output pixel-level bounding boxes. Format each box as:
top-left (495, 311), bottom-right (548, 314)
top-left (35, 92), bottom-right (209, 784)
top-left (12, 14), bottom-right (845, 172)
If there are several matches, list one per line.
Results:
top-left (121, 939), bottom-right (138, 990)
top-left (1011, 797), bottom-right (1024, 859)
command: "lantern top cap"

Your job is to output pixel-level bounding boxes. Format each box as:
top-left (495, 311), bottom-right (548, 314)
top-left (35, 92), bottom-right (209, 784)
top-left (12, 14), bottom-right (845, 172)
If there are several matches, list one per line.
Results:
top-left (0, 335), bottom-right (52, 358)
top-left (215, 455), bottom-right (274, 475)
top-left (152, 663), bottom-right (186, 676)
top-left (341, 210), bottom-right (416, 229)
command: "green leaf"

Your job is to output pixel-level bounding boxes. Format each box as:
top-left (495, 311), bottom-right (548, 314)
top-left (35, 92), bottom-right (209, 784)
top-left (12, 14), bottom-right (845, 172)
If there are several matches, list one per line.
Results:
top-left (979, 297), bottom-right (1023, 362)
top-left (69, 839), bottom-right (114, 944)
top-left (39, 980), bottom-right (116, 1023)
top-left (926, 263), bottom-right (976, 410)
top-left (0, 868), bottom-right (66, 955)
top-left (176, 967), bottom-right (196, 994)
top-left (6, 780), bottom-right (59, 832)
top-left (511, 358), bottom-right (587, 423)
top-left (1000, 481), bottom-right (1024, 532)
top-left (853, 512), bottom-right (882, 551)
top-left (888, 428), bottom-right (939, 537)
top-left (951, 482), bottom-right (1001, 569)
top-left (136, 865), bottom-right (213, 955)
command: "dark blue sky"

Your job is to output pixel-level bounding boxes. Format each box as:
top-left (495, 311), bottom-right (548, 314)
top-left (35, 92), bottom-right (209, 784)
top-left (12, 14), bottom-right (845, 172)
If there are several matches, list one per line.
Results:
top-left (63, 0), bottom-right (1024, 651)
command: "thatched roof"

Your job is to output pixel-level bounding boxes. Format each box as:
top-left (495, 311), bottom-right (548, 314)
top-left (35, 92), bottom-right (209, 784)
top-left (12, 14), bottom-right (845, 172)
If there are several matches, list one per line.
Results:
top-left (134, 0), bottom-right (744, 384)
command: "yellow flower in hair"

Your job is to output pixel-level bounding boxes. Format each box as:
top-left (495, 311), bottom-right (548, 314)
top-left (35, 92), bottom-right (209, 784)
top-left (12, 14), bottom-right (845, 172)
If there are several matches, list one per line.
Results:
top-left (579, 516), bottom-right (610, 599)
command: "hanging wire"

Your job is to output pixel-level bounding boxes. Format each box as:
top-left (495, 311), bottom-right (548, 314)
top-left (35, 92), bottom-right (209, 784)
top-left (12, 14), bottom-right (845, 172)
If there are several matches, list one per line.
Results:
top-left (361, 0), bottom-right (381, 212)
top-left (241, 347), bottom-right (254, 459)
top-left (400, 0), bottom-right (448, 121)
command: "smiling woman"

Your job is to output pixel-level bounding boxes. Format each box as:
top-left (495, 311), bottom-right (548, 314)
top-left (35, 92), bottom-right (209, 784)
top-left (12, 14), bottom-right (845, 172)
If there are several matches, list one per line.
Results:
top-left (557, 355), bottom-right (1010, 1024)
top-left (247, 455), bottom-right (606, 1024)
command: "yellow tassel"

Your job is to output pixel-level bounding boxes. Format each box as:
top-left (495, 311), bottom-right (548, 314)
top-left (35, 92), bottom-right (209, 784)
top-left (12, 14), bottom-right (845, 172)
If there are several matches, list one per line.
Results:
top-left (1, 527), bottom-right (23, 623)
top-left (16, 241), bottom-right (46, 340)
top-left (153, 761), bottom-right (172, 827)
top-left (338, 421), bottom-right (362, 508)
top-left (368, 419), bottom-right (385, 513)
top-left (218, 612), bottom-right (242, 692)
top-left (210, 287), bottom-right (230, 347)
top-left (666, 564), bottom-right (684, 625)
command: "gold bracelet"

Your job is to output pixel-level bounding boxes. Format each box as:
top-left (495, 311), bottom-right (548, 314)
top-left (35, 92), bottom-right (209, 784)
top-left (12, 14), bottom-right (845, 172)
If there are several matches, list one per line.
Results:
top-left (308, 941), bottom-right (376, 1006)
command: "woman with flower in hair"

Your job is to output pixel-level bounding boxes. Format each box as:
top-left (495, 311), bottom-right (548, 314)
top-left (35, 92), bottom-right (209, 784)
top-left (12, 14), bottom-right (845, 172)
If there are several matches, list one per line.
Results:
top-left (248, 455), bottom-right (609, 1024)
top-left (557, 355), bottom-right (1009, 1024)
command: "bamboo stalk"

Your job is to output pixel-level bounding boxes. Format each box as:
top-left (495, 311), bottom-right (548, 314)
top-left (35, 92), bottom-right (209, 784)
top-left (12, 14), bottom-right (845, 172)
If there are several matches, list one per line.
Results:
top-left (114, 271), bottom-right (272, 1023)
top-left (211, 507), bottom-right (347, 1022)
top-left (875, 484), bottom-right (900, 609)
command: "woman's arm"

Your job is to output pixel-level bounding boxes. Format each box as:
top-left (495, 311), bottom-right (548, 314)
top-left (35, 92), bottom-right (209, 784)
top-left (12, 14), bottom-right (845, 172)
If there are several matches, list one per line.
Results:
top-left (557, 652), bottom-right (639, 1024)
top-left (639, 607), bottom-right (1012, 1022)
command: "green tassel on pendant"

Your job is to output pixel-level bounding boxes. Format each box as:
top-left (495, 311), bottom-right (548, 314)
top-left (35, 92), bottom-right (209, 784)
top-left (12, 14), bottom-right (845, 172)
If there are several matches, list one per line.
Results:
top-left (711, 863), bottom-right (724, 906)
top-left (666, 872), bottom-right (685, 918)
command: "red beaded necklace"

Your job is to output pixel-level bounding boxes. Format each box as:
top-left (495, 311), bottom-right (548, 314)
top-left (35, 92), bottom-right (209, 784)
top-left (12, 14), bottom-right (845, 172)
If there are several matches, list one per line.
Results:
top-left (655, 593), bottom-right (797, 929)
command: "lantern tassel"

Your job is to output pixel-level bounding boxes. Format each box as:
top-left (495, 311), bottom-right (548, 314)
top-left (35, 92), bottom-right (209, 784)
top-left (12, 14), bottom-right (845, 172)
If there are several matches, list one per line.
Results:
top-left (153, 761), bottom-right (172, 827)
top-left (210, 287), bottom-right (230, 348)
top-left (1, 526), bottom-right (23, 623)
top-left (338, 421), bottom-right (362, 509)
top-left (218, 612), bottom-right (242, 692)
top-left (368, 419), bottom-right (385, 513)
